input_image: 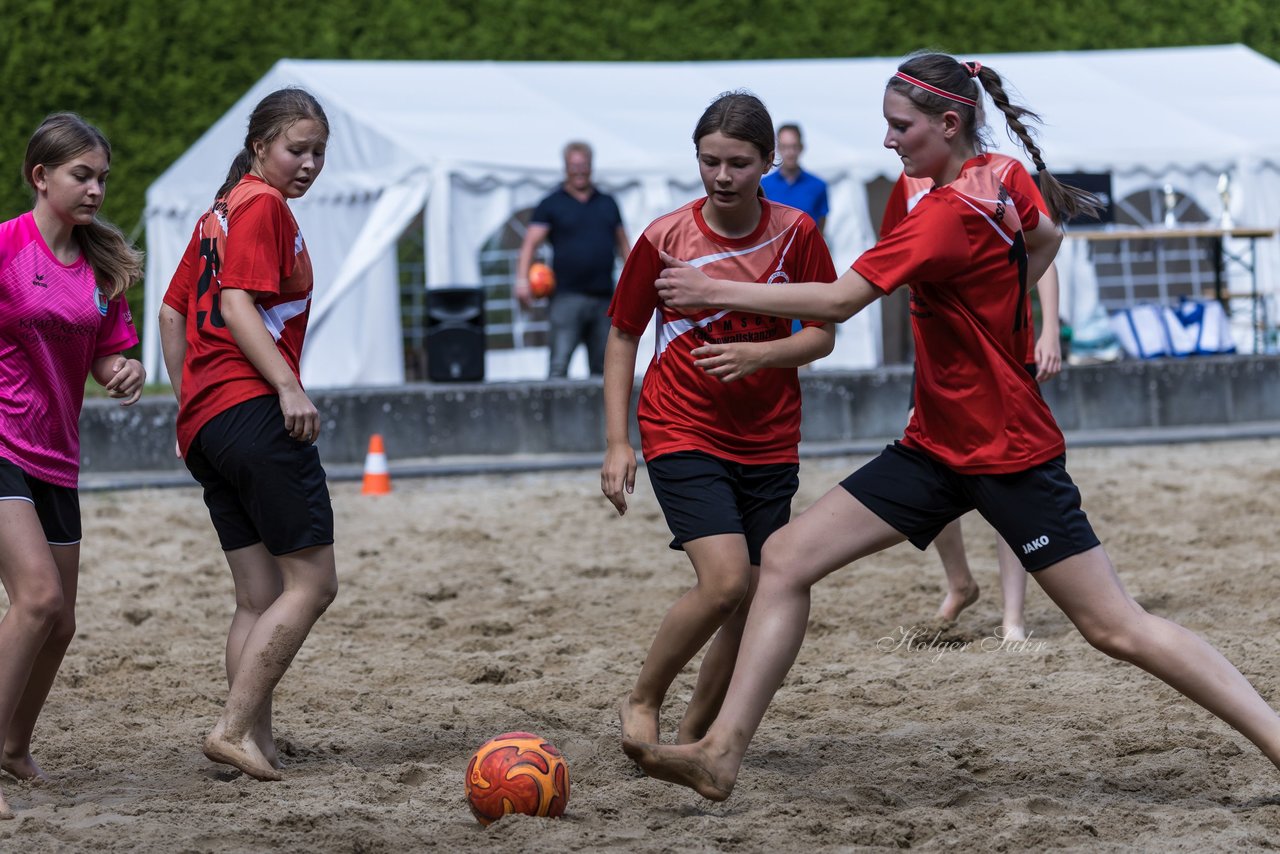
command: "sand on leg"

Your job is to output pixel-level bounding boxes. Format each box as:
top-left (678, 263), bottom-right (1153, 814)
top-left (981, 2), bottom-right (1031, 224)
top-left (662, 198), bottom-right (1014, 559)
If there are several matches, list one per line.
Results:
top-left (203, 543), bottom-right (336, 781)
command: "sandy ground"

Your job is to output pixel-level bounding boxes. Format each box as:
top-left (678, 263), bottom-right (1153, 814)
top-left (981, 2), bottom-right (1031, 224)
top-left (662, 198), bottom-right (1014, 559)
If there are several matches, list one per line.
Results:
top-left (2, 439), bottom-right (1280, 851)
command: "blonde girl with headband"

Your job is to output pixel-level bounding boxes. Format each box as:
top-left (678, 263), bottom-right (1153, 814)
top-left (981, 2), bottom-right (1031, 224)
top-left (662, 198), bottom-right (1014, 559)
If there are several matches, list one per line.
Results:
top-left (624, 53), bottom-right (1280, 801)
top-left (159, 88), bottom-right (338, 782)
top-left (0, 113), bottom-right (144, 818)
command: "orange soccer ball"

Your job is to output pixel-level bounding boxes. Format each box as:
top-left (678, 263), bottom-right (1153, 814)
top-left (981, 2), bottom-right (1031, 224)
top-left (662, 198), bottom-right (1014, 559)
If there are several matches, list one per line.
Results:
top-left (528, 262), bottom-right (556, 299)
top-left (465, 731), bottom-right (570, 826)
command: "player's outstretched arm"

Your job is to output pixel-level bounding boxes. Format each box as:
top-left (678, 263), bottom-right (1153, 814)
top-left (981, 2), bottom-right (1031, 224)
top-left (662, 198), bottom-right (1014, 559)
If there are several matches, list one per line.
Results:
top-left (656, 253), bottom-right (880, 323)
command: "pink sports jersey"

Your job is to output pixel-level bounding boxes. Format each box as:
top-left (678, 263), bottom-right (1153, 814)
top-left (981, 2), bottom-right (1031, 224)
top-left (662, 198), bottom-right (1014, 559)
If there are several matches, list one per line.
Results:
top-left (164, 175), bottom-right (314, 456)
top-left (609, 197), bottom-right (836, 464)
top-left (881, 154), bottom-right (1051, 364)
top-left (854, 156), bottom-right (1063, 474)
top-left (0, 212), bottom-right (138, 487)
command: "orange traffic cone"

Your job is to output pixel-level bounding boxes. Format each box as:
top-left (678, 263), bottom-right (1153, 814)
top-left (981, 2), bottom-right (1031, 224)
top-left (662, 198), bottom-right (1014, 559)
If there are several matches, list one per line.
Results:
top-left (361, 434), bottom-right (391, 495)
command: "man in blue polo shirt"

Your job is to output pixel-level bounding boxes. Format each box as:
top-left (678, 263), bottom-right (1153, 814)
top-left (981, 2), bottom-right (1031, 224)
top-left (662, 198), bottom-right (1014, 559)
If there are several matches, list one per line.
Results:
top-left (516, 141), bottom-right (629, 379)
top-left (760, 123), bottom-right (828, 235)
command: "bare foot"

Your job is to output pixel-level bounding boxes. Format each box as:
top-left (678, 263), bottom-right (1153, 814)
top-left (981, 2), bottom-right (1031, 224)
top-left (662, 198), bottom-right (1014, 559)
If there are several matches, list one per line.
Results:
top-left (1000, 624), bottom-right (1028, 643)
top-left (621, 738), bottom-right (735, 801)
top-left (254, 728), bottom-right (284, 771)
top-left (1, 750), bottom-right (47, 783)
top-left (203, 726), bottom-right (283, 782)
top-left (619, 693), bottom-right (660, 745)
top-left (675, 722), bottom-right (706, 745)
top-left (936, 581), bottom-right (979, 622)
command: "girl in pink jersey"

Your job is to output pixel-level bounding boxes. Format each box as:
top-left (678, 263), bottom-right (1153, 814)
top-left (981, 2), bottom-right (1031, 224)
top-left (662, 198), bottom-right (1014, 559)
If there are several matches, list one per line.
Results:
top-left (159, 88), bottom-right (337, 783)
top-left (0, 114), bottom-right (144, 819)
top-left (603, 91), bottom-right (836, 751)
top-left (627, 54), bottom-right (1280, 801)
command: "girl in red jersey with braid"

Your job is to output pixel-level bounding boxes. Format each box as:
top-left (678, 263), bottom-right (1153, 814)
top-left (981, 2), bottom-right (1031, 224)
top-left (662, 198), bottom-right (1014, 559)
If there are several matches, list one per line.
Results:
top-left (885, 153), bottom-right (1065, 640)
top-left (158, 88), bottom-right (337, 783)
top-left (625, 54), bottom-right (1280, 801)
top-left (603, 91), bottom-right (836, 750)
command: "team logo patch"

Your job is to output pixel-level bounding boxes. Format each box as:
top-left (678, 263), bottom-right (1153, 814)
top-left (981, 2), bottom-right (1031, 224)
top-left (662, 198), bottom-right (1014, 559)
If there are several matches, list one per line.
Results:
top-left (766, 270), bottom-right (791, 285)
top-left (93, 285), bottom-right (109, 316)
top-left (31, 273), bottom-right (47, 288)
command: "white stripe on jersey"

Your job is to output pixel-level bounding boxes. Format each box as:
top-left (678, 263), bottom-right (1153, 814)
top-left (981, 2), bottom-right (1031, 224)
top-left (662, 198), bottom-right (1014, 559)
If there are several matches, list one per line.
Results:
top-left (656, 309), bottom-right (731, 361)
top-left (257, 295), bottom-right (311, 342)
top-left (655, 222), bottom-right (800, 360)
top-left (953, 194), bottom-right (1015, 247)
top-left (686, 228), bottom-right (790, 268)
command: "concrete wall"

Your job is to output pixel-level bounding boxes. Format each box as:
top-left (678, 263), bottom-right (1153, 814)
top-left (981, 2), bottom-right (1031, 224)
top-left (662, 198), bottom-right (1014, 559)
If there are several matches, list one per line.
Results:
top-left (80, 355), bottom-right (1280, 475)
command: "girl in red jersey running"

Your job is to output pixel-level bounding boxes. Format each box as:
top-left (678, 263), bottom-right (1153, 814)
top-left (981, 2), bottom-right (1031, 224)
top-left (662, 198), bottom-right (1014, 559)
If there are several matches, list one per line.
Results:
top-left (603, 91), bottom-right (836, 749)
top-left (624, 54), bottom-right (1280, 801)
top-left (158, 88), bottom-right (337, 782)
top-left (0, 114), bottom-right (144, 820)
top-left (886, 154), bottom-right (1064, 640)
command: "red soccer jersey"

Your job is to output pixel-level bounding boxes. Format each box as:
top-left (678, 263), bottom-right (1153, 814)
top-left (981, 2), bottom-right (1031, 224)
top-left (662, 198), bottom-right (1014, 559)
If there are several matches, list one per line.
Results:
top-left (609, 198), bottom-right (835, 464)
top-left (854, 156), bottom-right (1064, 474)
top-left (881, 153), bottom-right (1051, 364)
top-left (163, 175), bottom-right (315, 456)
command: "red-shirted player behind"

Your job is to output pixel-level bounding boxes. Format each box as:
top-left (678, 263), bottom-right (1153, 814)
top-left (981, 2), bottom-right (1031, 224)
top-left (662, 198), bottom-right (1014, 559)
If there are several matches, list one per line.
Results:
top-left (158, 88), bottom-right (337, 782)
top-left (603, 91), bottom-right (836, 750)
top-left (629, 54), bottom-right (1280, 801)
top-left (885, 154), bottom-right (1064, 640)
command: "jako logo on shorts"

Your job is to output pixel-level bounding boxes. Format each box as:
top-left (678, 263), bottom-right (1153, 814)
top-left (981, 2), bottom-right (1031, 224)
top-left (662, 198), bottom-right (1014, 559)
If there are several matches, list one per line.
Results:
top-left (1021, 535), bottom-right (1049, 555)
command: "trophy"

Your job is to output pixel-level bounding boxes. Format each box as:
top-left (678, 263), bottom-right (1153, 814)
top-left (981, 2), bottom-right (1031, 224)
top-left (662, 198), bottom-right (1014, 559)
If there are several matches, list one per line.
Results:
top-left (1162, 183), bottom-right (1178, 228)
top-left (1217, 172), bottom-right (1234, 230)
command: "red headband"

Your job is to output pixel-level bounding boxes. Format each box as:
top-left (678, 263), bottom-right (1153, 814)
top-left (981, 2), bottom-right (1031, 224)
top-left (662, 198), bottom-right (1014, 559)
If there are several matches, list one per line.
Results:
top-left (893, 71), bottom-right (978, 107)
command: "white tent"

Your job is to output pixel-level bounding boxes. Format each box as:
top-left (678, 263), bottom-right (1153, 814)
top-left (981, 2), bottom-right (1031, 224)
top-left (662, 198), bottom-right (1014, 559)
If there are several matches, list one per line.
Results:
top-left (142, 45), bottom-right (1280, 387)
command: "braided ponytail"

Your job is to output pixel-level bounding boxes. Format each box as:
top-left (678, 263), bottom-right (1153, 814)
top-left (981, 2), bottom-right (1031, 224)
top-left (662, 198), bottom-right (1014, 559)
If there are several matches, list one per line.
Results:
top-left (889, 53), bottom-right (1101, 224)
top-left (974, 66), bottom-right (1102, 223)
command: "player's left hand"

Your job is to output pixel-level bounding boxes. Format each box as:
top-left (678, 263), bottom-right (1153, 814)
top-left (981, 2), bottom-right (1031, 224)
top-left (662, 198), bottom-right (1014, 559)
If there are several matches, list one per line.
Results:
top-left (1035, 332), bottom-right (1062, 382)
top-left (104, 357), bottom-right (146, 405)
top-left (691, 343), bottom-right (765, 383)
top-left (655, 251), bottom-right (712, 313)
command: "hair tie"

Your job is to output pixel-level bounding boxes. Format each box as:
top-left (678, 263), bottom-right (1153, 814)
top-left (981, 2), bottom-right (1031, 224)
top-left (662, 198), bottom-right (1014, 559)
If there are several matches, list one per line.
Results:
top-left (1035, 163), bottom-right (1048, 173)
top-left (965, 61), bottom-right (982, 78)
top-left (893, 71), bottom-right (977, 107)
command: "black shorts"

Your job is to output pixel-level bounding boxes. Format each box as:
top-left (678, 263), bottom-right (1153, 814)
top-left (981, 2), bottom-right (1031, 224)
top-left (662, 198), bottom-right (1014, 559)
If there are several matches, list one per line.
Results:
top-left (0, 457), bottom-right (80, 545)
top-left (646, 450), bottom-right (799, 566)
top-left (840, 442), bottom-right (1100, 572)
top-left (184, 395), bottom-right (334, 556)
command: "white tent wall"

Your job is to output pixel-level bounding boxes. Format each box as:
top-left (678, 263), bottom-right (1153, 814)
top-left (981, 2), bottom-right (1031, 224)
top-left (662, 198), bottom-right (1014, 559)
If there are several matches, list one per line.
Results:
top-left (143, 47), bottom-right (1280, 389)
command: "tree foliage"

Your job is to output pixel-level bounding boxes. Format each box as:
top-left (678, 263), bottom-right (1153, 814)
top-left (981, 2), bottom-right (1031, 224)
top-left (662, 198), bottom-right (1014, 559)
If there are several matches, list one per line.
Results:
top-left (2, 0), bottom-right (1276, 325)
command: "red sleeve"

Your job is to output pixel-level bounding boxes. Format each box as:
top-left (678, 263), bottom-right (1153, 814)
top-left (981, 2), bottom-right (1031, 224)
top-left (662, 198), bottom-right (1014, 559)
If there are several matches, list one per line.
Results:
top-left (221, 193), bottom-right (293, 297)
top-left (880, 175), bottom-right (910, 239)
top-left (608, 233), bottom-right (662, 336)
top-left (1008, 186), bottom-right (1043, 232)
top-left (1002, 161), bottom-right (1051, 218)
top-left (852, 198), bottom-right (971, 294)
top-left (162, 227), bottom-right (200, 313)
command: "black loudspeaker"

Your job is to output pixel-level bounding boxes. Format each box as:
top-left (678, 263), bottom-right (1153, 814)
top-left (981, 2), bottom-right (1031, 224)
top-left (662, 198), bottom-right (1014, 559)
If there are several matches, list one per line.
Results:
top-left (426, 287), bottom-right (485, 382)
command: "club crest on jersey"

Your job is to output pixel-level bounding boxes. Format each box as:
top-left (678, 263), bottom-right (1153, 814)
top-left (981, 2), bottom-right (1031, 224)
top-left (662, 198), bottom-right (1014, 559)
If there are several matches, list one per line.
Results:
top-left (93, 285), bottom-right (109, 316)
top-left (766, 270), bottom-right (791, 285)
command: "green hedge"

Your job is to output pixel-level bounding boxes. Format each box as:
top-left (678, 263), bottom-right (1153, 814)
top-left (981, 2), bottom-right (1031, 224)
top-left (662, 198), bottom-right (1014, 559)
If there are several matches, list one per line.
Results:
top-left (3, 0), bottom-right (1277, 333)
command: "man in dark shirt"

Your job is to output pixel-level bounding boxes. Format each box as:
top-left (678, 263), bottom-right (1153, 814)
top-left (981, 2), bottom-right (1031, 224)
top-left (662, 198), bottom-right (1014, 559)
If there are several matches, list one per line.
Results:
top-left (516, 141), bottom-right (629, 378)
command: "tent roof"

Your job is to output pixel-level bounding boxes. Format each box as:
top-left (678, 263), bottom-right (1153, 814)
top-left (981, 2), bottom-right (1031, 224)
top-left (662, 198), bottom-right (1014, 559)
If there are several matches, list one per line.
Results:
top-left (147, 45), bottom-right (1280, 211)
